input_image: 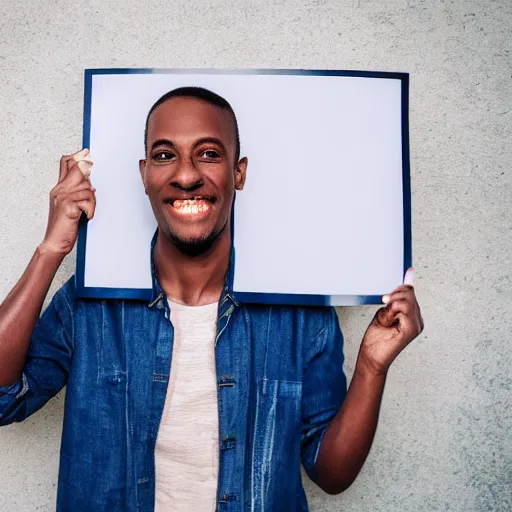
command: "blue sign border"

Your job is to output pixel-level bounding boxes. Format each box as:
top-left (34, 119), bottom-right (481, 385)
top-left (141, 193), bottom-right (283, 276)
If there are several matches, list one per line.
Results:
top-left (76, 68), bottom-right (412, 306)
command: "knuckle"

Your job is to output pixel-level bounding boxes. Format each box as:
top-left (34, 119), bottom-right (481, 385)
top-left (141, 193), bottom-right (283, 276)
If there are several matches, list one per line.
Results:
top-left (376, 306), bottom-right (386, 317)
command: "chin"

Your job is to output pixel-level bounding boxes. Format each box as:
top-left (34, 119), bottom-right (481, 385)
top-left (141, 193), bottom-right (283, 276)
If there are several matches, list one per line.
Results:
top-left (168, 230), bottom-right (221, 257)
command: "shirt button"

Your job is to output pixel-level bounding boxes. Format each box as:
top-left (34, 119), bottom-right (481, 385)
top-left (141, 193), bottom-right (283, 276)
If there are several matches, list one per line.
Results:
top-left (219, 376), bottom-right (236, 388)
top-left (221, 435), bottom-right (236, 451)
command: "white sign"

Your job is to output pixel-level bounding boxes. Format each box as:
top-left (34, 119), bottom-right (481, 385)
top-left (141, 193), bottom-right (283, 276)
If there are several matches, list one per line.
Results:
top-left (78, 69), bottom-right (411, 306)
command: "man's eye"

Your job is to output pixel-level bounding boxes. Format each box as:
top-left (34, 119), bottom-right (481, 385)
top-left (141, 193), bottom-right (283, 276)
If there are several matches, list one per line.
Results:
top-left (201, 150), bottom-right (220, 159)
top-left (154, 152), bottom-right (175, 161)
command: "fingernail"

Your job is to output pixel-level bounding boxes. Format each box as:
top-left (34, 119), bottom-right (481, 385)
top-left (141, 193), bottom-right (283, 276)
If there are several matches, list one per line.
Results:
top-left (382, 295), bottom-right (390, 304)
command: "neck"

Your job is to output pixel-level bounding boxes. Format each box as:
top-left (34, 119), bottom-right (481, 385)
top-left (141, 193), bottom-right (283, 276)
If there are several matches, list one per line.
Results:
top-left (154, 228), bottom-right (230, 306)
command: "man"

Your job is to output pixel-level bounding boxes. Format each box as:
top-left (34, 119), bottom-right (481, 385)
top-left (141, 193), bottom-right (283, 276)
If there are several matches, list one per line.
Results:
top-left (0, 87), bottom-right (423, 511)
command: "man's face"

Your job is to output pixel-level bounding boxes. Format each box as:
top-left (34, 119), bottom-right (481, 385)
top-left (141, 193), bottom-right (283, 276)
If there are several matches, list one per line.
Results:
top-left (140, 97), bottom-right (247, 254)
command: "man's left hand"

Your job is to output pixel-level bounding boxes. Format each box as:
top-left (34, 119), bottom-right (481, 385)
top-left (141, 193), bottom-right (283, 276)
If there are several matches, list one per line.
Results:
top-left (359, 268), bottom-right (424, 376)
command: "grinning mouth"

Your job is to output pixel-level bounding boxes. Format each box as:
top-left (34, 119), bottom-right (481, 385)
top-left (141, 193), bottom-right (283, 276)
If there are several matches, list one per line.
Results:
top-left (165, 196), bottom-right (217, 215)
top-left (165, 196), bottom-right (216, 207)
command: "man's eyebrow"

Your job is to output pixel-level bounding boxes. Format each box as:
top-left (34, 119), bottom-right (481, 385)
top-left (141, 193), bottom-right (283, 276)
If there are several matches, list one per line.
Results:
top-left (194, 137), bottom-right (227, 152)
top-left (150, 139), bottom-right (176, 151)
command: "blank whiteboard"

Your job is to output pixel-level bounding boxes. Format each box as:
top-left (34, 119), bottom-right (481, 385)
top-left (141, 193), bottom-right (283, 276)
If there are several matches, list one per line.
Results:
top-left (76, 69), bottom-right (411, 306)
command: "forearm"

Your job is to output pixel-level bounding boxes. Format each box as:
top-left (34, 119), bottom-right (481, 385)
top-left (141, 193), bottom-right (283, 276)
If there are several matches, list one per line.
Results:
top-left (315, 354), bottom-right (387, 494)
top-left (0, 245), bottom-right (64, 386)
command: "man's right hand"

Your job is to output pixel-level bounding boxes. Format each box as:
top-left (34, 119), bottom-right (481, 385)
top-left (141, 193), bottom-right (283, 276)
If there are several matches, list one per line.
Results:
top-left (0, 149), bottom-right (96, 386)
top-left (39, 149), bottom-right (96, 256)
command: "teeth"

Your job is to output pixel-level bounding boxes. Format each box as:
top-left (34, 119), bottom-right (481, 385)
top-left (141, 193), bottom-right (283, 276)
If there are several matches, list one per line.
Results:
top-left (173, 198), bottom-right (210, 206)
top-left (173, 198), bottom-right (211, 214)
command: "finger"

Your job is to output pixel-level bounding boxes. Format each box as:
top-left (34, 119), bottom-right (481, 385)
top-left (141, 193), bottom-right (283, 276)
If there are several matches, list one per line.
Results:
top-left (59, 192), bottom-right (95, 221)
top-left (59, 149), bottom-right (89, 182)
top-left (76, 160), bottom-right (93, 180)
top-left (383, 289), bottom-right (415, 304)
top-left (403, 267), bottom-right (415, 287)
top-left (61, 162), bottom-right (92, 188)
top-left (376, 306), bottom-right (398, 328)
top-left (52, 188), bottom-right (95, 210)
top-left (62, 189), bottom-right (96, 205)
top-left (378, 298), bottom-right (419, 327)
top-left (53, 180), bottom-right (95, 198)
top-left (66, 181), bottom-right (96, 194)
top-left (69, 155), bottom-right (93, 174)
top-left (76, 199), bottom-right (95, 220)
top-left (395, 311), bottom-right (423, 341)
top-left (388, 298), bottom-right (412, 316)
top-left (59, 151), bottom-right (91, 182)
top-left (393, 299), bottom-right (423, 330)
top-left (383, 284), bottom-right (416, 304)
top-left (50, 181), bottom-right (94, 207)
top-left (70, 148), bottom-right (90, 162)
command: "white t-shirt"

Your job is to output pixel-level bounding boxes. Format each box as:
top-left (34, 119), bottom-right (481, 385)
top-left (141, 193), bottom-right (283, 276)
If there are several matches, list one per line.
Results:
top-left (154, 300), bottom-right (219, 511)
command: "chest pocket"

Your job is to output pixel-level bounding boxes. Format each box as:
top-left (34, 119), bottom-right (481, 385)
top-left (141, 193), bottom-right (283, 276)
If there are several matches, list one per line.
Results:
top-left (250, 379), bottom-right (302, 512)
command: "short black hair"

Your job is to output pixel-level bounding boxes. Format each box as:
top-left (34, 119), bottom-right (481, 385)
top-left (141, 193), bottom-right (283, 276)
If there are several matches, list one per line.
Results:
top-left (144, 86), bottom-right (240, 162)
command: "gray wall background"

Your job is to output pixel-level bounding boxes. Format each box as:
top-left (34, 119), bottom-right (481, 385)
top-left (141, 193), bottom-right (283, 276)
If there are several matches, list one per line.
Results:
top-left (1, 0), bottom-right (511, 510)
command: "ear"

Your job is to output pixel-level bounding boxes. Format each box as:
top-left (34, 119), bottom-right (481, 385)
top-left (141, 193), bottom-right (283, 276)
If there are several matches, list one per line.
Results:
top-left (139, 159), bottom-right (148, 195)
top-left (234, 157), bottom-right (248, 191)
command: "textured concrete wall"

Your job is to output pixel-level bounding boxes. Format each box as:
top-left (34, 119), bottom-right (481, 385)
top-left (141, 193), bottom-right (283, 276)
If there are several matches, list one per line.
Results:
top-left (1, 1), bottom-right (511, 510)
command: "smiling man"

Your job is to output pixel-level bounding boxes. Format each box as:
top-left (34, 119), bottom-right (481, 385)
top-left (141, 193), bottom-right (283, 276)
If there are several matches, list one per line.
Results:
top-left (0, 87), bottom-right (423, 511)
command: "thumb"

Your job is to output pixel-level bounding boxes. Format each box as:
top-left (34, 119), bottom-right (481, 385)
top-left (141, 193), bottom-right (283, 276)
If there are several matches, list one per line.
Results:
top-left (76, 159), bottom-right (93, 179)
top-left (403, 267), bottom-right (415, 287)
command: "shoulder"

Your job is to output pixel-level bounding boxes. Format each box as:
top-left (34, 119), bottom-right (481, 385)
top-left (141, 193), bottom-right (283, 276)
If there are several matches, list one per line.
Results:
top-left (50, 276), bottom-right (101, 316)
top-left (49, 275), bottom-right (78, 312)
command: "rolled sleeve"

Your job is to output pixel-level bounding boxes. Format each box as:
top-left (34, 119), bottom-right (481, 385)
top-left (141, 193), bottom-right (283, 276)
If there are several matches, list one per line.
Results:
top-left (0, 374), bottom-right (29, 421)
top-left (0, 280), bottom-right (75, 426)
top-left (300, 307), bottom-right (347, 482)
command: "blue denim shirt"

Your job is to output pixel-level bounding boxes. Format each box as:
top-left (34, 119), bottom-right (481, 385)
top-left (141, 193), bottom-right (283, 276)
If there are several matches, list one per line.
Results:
top-left (0, 240), bottom-right (347, 511)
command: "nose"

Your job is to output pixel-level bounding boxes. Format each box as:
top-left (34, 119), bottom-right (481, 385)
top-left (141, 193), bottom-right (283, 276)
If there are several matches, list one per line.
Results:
top-left (171, 157), bottom-right (203, 191)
